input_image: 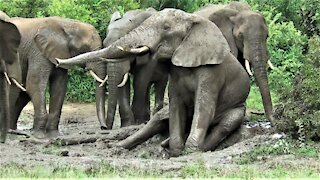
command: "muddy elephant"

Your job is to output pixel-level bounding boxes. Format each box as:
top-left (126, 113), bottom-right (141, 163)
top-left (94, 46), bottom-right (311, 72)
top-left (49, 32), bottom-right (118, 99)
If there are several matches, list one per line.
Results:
top-left (100, 9), bottom-right (168, 129)
top-left (6, 16), bottom-right (104, 139)
top-left (195, 2), bottom-right (274, 124)
top-left (57, 9), bottom-right (250, 156)
top-left (0, 19), bottom-right (22, 143)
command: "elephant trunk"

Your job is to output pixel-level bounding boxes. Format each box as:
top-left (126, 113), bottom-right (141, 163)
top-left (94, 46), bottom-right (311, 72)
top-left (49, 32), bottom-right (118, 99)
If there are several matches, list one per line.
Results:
top-left (56, 25), bottom-right (155, 66)
top-left (0, 74), bottom-right (9, 143)
top-left (249, 43), bottom-right (274, 124)
top-left (105, 63), bottom-right (124, 129)
top-left (88, 61), bottom-right (107, 129)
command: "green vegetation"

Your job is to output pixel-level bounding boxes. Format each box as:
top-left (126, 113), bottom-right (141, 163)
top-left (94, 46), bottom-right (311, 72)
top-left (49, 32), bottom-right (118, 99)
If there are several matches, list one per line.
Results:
top-left (1, 160), bottom-right (320, 178)
top-left (235, 139), bottom-right (320, 165)
top-left (0, 0), bottom-right (319, 139)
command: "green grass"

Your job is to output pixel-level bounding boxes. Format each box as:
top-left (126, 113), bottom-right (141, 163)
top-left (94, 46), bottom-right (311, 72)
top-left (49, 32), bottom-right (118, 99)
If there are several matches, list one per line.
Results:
top-left (1, 159), bottom-right (320, 179)
top-left (246, 84), bottom-right (279, 112)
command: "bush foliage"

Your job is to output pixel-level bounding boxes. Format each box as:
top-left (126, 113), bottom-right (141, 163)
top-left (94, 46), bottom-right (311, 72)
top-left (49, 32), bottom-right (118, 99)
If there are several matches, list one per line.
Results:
top-left (0, 0), bottom-right (319, 140)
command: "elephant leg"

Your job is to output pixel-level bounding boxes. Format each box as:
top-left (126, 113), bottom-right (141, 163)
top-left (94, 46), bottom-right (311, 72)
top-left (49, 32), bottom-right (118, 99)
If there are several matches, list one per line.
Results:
top-left (153, 77), bottom-right (168, 114)
top-left (118, 80), bottom-right (134, 127)
top-left (168, 86), bottom-right (187, 157)
top-left (117, 115), bottom-right (168, 149)
top-left (185, 87), bottom-right (219, 152)
top-left (46, 68), bottom-right (68, 138)
top-left (0, 75), bottom-right (9, 143)
top-left (27, 68), bottom-right (51, 139)
top-left (132, 68), bottom-right (153, 125)
top-left (202, 106), bottom-right (245, 151)
top-left (9, 91), bottom-right (30, 130)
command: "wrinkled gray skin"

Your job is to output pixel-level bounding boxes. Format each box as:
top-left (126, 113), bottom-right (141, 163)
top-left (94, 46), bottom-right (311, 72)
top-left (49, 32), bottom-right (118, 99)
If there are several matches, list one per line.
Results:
top-left (0, 18), bottom-right (21, 143)
top-left (195, 2), bottom-right (274, 124)
top-left (101, 9), bottom-right (169, 129)
top-left (57, 9), bottom-right (250, 157)
top-left (7, 16), bottom-right (103, 139)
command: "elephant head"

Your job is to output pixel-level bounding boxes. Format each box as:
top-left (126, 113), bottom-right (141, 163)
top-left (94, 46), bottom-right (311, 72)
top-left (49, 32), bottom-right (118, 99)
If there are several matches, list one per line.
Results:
top-left (0, 19), bottom-right (21, 142)
top-left (99, 9), bottom-right (156, 129)
top-left (207, 7), bottom-right (274, 124)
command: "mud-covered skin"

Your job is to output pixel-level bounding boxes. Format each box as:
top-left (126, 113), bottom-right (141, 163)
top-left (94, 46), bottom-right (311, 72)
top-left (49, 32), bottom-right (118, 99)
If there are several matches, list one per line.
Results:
top-left (195, 2), bottom-right (274, 124)
top-left (57, 9), bottom-right (250, 156)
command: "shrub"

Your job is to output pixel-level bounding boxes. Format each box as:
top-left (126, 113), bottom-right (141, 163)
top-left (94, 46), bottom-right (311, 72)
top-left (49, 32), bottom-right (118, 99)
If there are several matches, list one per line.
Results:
top-left (274, 36), bottom-right (320, 141)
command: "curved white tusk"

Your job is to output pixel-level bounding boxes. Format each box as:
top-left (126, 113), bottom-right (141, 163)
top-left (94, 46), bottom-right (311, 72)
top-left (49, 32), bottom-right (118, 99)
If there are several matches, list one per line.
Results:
top-left (12, 79), bottom-right (26, 92)
top-left (245, 60), bottom-right (253, 76)
top-left (4, 72), bottom-right (11, 85)
top-left (117, 73), bottom-right (129, 87)
top-left (90, 70), bottom-right (104, 83)
top-left (267, 60), bottom-right (275, 70)
top-left (117, 46), bottom-right (149, 54)
top-left (99, 75), bottom-right (108, 87)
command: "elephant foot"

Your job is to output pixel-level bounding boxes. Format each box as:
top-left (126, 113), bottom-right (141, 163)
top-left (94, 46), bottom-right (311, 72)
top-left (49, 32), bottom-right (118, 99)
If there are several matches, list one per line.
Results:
top-left (169, 148), bottom-right (183, 157)
top-left (101, 126), bottom-right (108, 130)
top-left (32, 129), bottom-right (47, 139)
top-left (185, 137), bottom-right (202, 153)
top-left (46, 129), bottom-right (62, 138)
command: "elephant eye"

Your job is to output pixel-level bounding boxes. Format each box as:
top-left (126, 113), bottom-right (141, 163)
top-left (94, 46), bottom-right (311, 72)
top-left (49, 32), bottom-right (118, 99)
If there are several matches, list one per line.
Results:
top-left (163, 23), bottom-right (171, 31)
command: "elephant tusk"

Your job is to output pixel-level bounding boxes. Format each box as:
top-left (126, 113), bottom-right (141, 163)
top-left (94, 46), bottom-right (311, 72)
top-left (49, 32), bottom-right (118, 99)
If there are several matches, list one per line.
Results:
top-left (89, 70), bottom-right (104, 83)
top-left (4, 72), bottom-right (11, 85)
top-left (245, 60), bottom-right (253, 76)
top-left (98, 57), bottom-right (128, 63)
top-left (99, 75), bottom-right (108, 87)
top-left (117, 46), bottom-right (149, 54)
top-left (12, 78), bottom-right (26, 92)
top-left (118, 73), bottom-right (129, 87)
top-left (267, 60), bottom-right (275, 70)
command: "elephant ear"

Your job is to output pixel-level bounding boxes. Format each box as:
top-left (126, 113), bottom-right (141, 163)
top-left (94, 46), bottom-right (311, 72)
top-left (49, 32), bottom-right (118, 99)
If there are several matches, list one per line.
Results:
top-left (0, 19), bottom-right (21, 65)
top-left (172, 17), bottom-right (230, 67)
top-left (208, 8), bottom-right (239, 56)
top-left (34, 20), bottom-right (71, 69)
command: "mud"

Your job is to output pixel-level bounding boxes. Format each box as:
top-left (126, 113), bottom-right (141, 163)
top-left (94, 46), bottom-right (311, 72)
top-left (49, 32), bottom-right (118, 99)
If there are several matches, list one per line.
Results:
top-left (0, 103), bottom-right (318, 173)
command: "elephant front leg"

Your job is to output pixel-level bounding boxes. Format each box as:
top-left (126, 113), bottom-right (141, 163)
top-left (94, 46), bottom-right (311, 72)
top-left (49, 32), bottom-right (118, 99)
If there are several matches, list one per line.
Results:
top-left (27, 66), bottom-right (51, 139)
top-left (118, 80), bottom-right (134, 127)
top-left (0, 75), bottom-right (9, 143)
top-left (202, 106), bottom-right (245, 151)
top-left (153, 76), bottom-right (168, 114)
top-left (46, 68), bottom-right (68, 138)
top-left (168, 86), bottom-right (187, 157)
top-left (185, 87), bottom-right (219, 152)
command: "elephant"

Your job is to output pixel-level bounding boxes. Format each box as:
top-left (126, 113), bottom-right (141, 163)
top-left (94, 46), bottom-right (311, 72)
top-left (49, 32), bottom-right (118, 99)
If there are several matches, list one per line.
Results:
top-left (56, 8), bottom-right (250, 156)
top-left (195, 1), bottom-right (275, 124)
top-left (0, 19), bottom-right (22, 142)
top-left (99, 9), bottom-right (169, 129)
top-left (6, 16), bottom-right (104, 139)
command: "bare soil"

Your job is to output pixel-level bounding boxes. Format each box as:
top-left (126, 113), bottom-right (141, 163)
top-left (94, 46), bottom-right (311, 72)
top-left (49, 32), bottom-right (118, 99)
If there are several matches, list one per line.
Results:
top-left (0, 103), bottom-right (319, 174)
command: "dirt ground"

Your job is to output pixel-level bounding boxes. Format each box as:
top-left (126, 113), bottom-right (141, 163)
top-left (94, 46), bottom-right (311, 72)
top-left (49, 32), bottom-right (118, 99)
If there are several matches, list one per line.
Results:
top-left (0, 103), bottom-right (319, 174)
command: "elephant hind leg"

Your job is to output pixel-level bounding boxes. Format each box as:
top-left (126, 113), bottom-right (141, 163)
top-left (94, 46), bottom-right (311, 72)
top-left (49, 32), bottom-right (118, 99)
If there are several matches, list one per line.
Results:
top-left (202, 106), bottom-right (245, 151)
top-left (46, 68), bottom-right (68, 138)
top-left (9, 92), bottom-right (30, 130)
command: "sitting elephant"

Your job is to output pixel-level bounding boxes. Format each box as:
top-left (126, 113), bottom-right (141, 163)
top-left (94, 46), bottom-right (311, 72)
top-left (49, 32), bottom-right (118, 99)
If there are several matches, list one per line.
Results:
top-left (5, 15), bottom-right (105, 139)
top-left (99, 9), bottom-right (169, 129)
top-left (57, 9), bottom-right (250, 156)
top-left (195, 1), bottom-right (274, 124)
top-left (0, 19), bottom-right (22, 142)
